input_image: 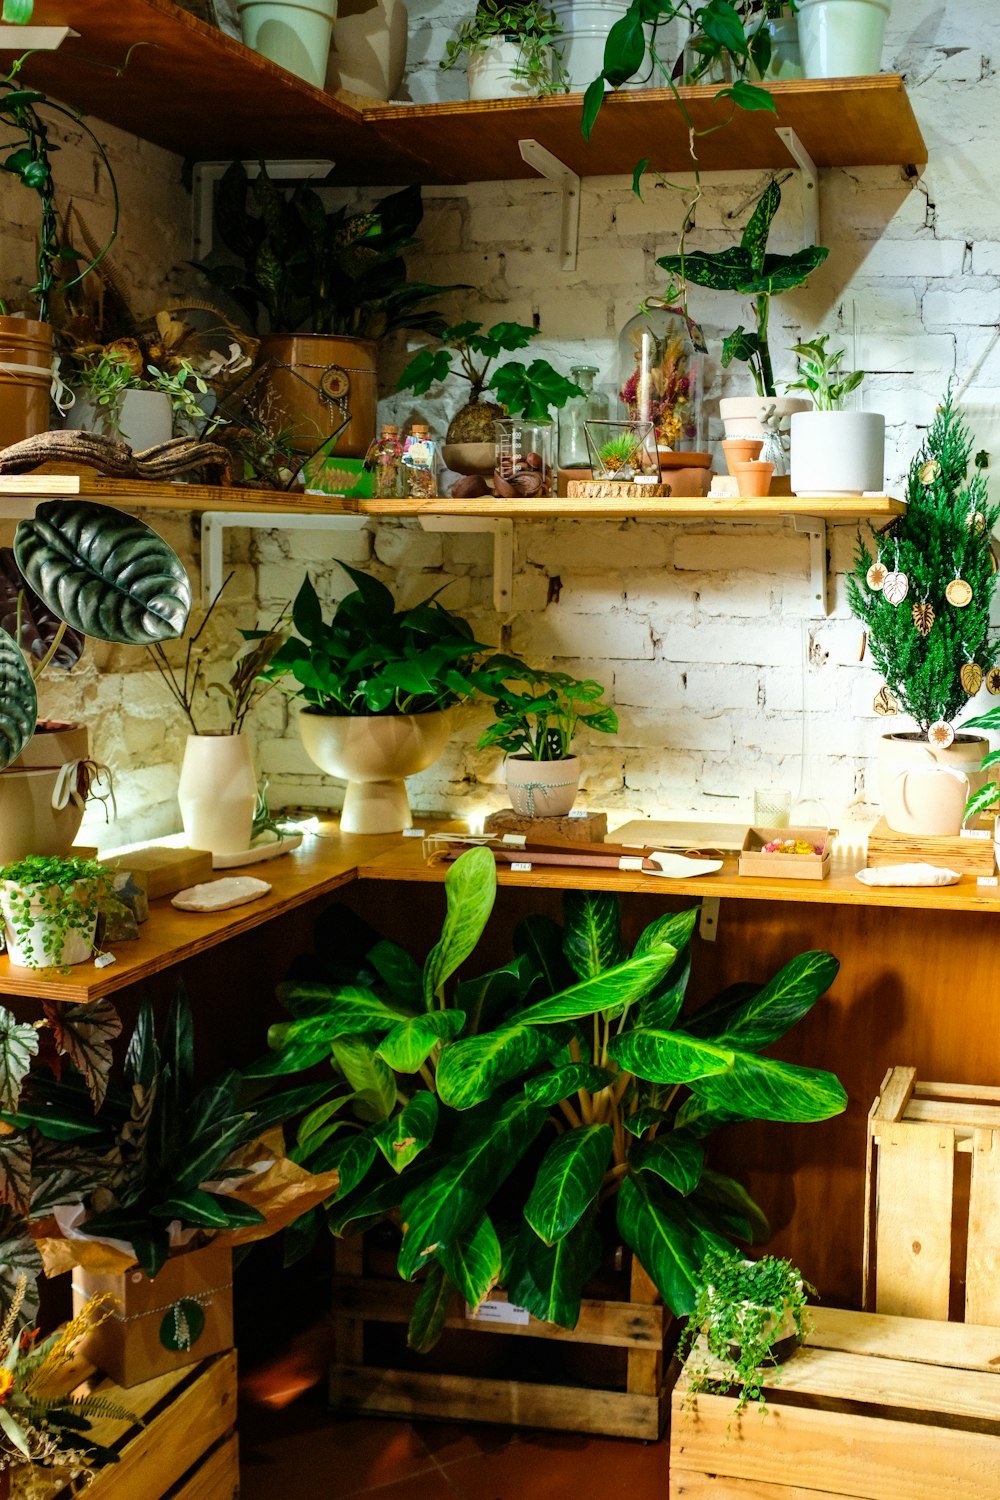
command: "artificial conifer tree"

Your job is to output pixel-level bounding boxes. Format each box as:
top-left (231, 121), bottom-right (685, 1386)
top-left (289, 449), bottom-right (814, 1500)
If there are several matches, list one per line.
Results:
top-left (848, 390), bottom-right (1000, 742)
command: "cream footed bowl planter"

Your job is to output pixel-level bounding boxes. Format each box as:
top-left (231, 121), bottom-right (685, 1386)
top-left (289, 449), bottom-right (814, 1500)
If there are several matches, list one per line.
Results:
top-left (790, 411), bottom-right (885, 497)
top-left (177, 733), bottom-right (258, 857)
top-left (298, 709), bottom-right (455, 834)
top-left (878, 732), bottom-right (987, 837)
top-left (505, 755), bottom-right (581, 818)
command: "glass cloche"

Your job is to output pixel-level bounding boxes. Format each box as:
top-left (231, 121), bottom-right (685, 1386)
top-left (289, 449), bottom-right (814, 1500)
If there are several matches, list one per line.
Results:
top-left (617, 299), bottom-right (705, 453)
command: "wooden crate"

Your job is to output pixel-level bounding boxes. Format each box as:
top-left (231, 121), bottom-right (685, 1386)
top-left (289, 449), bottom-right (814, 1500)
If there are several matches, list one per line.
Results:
top-left (39, 1349), bottom-right (238, 1500)
top-left (330, 1237), bottom-right (673, 1439)
top-left (865, 815), bottom-right (996, 876)
top-left (863, 1066), bottom-right (1000, 1323)
top-left (669, 1305), bottom-right (1000, 1500)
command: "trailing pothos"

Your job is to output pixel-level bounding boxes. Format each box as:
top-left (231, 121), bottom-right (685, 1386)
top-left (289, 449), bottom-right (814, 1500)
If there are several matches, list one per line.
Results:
top-left (256, 846), bottom-right (846, 1349)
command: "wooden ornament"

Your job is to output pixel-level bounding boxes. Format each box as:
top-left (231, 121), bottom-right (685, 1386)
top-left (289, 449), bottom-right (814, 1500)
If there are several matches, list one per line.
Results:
top-left (928, 720), bottom-right (956, 748)
top-left (873, 685), bottom-right (899, 716)
top-left (866, 561), bottom-right (888, 591)
top-left (945, 578), bottom-right (973, 607)
top-left (919, 459), bottom-right (941, 485)
top-left (858, 631), bottom-right (867, 663)
top-left (968, 511), bottom-right (987, 536)
top-left (961, 661), bottom-right (984, 696)
top-left (882, 570), bottom-right (909, 605)
top-left (912, 600), bottom-right (935, 636)
top-left (988, 668), bottom-right (1000, 696)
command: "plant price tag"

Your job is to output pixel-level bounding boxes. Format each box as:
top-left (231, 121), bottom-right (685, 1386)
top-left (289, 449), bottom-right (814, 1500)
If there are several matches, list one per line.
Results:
top-left (510, 862), bottom-right (532, 872)
top-left (977, 876), bottom-right (998, 887)
top-left (961, 828), bottom-right (991, 840)
top-left (468, 1299), bottom-right (530, 1325)
top-left (402, 828), bottom-right (426, 837)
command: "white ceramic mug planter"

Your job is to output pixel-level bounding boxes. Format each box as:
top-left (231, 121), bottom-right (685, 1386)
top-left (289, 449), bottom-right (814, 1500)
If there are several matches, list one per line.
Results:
top-left (878, 733), bottom-right (987, 836)
top-left (790, 410), bottom-right (885, 496)
top-left (177, 733), bottom-right (258, 857)
top-left (796, 0), bottom-right (891, 78)
top-left (298, 709), bottom-right (454, 834)
top-left (504, 755), bottom-right (580, 818)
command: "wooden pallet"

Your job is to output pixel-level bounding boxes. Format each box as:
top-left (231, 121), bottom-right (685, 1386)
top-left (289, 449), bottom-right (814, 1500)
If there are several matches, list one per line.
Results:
top-left (330, 1237), bottom-right (673, 1439)
top-left (865, 815), bottom-right (996, 875)
top-left (863, 1067), bottom-right (1000, 1323)
top-left (670, 1305), bottom-right (1000, 1500)
top-left (37, 1349), bottom-right (238, 1500)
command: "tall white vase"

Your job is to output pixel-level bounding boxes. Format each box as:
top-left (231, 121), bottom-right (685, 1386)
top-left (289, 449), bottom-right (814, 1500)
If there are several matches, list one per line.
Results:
top-left (177, 734), bottom-right (257, 857)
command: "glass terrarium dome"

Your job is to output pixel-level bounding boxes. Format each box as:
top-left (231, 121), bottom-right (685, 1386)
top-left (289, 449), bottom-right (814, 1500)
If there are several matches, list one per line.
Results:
top-left (617, 299), bottom-right (705, 453)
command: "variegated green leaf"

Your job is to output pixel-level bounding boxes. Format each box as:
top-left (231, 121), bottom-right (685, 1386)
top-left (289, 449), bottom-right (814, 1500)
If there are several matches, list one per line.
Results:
top-left (436, 1212), bottom-right (501, 1310)
top-left (524, 1123), bottom-right (613, 1246)
top-left (269, 986), bottom-right (410, 1051)
top-left (688, 950), bottom-right (839, 1051)
top-left (454, 954), bottom-right (537, 1033)
top-left (377, 1011), bottom-right (465, 1073)
top-left (508, 1215), bottom-right (601, 1328)
top-left (638, 954), bottom-right (691, 1031)
top-left (513, 913), bottom-right (574, 996)
top-left (407, 1260), bottom-right (453, 1352)
top-left (562, 891), bottom-right (623, 981)
top-left (436, 1022), bottom-right (555, 1110)
top-left (374, 1091), bottom-right (438, 1173)
top-left (741, 174), bottom-right (781, 270)
top-left (692, 1052), bottom-right (847, 1122)
top-left (367, 939), bottom-right (423, 1009)
top-left (632, 907), bottom-right (696, 961)
top-left (316, 1130), bottom-right (378, 1196)
top-left (0, 626), bottom-right (36, 770)
top-left (514, 949), bottom-right (677, 1028)
top-left (423, 846), bottom-right (496, 1009)
top-left (523, 1064), bottom-right (614, 1107)
top-left (0, 1010), bottom-right (39, 1114)
top-left (607, 1026), bottom-right (734, 1084)
top-left (691, 1168), bottom-right (770, 1243)
top-left (616, 1172), bottom-right (699, 1316)
top-left (627, 1134), bottom-right (704, 1196)
top-left (331, 1035), bottom-right (397, 1120)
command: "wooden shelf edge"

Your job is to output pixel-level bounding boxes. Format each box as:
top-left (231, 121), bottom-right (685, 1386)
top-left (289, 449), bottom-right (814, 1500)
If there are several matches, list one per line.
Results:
top-left (321, 494), bottom-right (907, 521)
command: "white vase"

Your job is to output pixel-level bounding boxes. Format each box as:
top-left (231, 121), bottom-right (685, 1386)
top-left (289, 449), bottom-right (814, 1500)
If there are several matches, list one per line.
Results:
top-left (551, 0), bottom-right (635, 89)
top-left (796, 0), bottom-right (891, 78)
top-left (238, 0), bottom-right (338, 86)
top-left (878, 733), bottom-right (987, 837)
top-left (324, 0), bottom-right (407, 98)
top-left (70, 389), bottom-right (173, 450)
top-left (177, 734), bottom-right (257, 857)
top-left (504, 755), bottom-right (581, 818)
top-left (790, 411), bottom-right (885, 496)
top-left (0, 880), bottom-right (97, 969)
top-left (297, 709), bottom-right (454, 834)
top-left (467, 37), bottom-right (550, 99)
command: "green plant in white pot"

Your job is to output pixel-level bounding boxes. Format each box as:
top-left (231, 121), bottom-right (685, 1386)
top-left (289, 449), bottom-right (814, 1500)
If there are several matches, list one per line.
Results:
top-left (65, 346), bottom-right (214, 451)
top-left (786, 334), bottom-right (884, 498)
top-left (442, 0), bottom-right (569, 99)
top-left (0, 853), bottom-right (114, 970)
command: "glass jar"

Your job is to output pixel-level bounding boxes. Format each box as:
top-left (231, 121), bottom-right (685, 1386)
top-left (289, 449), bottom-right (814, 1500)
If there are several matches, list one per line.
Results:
top-left (494, 418), bottom-right (554, 498)
top-left (618, 300), bottom-right (705, 453)
top-left (557, 365), bottom-right (610, 469)
top-left (584, 419), bottom-right (660, 483)
top-left (749, 11), bottom-right (803, 81)
top-left (402, 422), bottom-right (438, 498)
top-left (364, 423), bottom-right (404, 498)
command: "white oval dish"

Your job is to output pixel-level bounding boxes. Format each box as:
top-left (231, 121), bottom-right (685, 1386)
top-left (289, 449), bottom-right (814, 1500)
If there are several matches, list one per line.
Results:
top-left (855, 863), bottom-right (961, 888)
top-left (171, 876), bottom-right (272, 912)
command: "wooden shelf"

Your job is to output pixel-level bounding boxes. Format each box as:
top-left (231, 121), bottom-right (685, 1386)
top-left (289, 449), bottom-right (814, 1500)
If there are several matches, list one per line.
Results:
top-left (13, 2), bottom-right (926, 184)
top-left (0, 472), bottom-right (367, 516)
top-left (323, 493), bottom-right (907, 522)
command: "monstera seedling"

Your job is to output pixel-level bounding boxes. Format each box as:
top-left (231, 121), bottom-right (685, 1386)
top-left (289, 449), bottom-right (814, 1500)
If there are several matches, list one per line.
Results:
top-left (0, 499), bottom-right (192, 770)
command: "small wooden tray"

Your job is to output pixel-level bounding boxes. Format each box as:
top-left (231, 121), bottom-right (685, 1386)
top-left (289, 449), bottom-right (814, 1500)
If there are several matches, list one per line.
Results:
top-left (567, 480), bottom-right (673, 499)
top-left (738, 825), bottom-right (832, 880)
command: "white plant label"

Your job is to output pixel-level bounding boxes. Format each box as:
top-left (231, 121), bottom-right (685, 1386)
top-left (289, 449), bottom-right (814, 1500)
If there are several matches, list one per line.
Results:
top-left (469, 1299), bottom-right (530, 1325)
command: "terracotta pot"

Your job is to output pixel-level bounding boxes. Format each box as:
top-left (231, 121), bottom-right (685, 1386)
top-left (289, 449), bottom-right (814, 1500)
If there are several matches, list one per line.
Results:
top-left (719, 395), bottom-right (810, 475)
top-left (0, 316), bottom-right (52, 450)
top-left (0, 765), bottom-right (89, 863)
top-left (732, 460), bottom-right (774, 497)
top-left (177, 733), bottom-right (257, 856)
top-left (504, 755), bottom-right (580, 817)
top-left (878, 732), bottom-right (987, 836)
top-left (721, 437), bottom-right (763, 475)
top-left (325, 0), bottom-right (408, 98)
top-left (297, 708), bottom-right (454, 833)
top-left (256, 332), bottom-right (377, 460)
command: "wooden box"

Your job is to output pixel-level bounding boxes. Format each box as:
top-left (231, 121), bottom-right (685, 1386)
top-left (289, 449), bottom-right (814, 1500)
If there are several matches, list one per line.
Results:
top-left (865, 815), bottom-right (996, 876)
top-left (863, 1066), bottom-right (1000, 1324)
top-left (99, 846), bottom-right (214, 901)
top-left (72, 1241), bottom-right (233, 1388)
top-left (670, 1306), bottom-right (1000, 1500)
top-left (330, 1237), bottom-right (673, 1439)
top-left (484, 808), bottom-right (608, 844)
top-left (738, 826), bottom-right (832, 880)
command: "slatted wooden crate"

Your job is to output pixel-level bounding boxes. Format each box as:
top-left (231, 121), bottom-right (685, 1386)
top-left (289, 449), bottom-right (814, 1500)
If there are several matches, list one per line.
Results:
top-left (669, 1305), bottom-right (1000, 1500)
top-left (330, 1236), bottom-right (673, 1439)
top-left (863, 1066), bottom-right (1000, 1323)
top-left (38, 1349), bottom-right (238, 1500)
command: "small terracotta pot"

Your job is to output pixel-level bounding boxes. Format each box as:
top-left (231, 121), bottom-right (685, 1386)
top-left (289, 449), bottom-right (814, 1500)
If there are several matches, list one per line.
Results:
top-left (732, 460), bottom-right (774, 497)
top-left (721, 437), bottom-right (763, 474)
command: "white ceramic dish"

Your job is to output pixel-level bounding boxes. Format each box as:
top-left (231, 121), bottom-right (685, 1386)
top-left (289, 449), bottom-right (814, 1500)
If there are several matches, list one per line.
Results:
top-left (643, 853), bottom-right (724, 879)
top-left (855, 863), bottom-right (961, 888)
top-left (212, 832), bottom-right (304, 869)
top-left (171, 876), bottom-right (272, 912)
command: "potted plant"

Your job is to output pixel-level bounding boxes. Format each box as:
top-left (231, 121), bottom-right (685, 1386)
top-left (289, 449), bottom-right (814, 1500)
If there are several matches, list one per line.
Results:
top-left (474, 653), bottom-right (618, 814)
top-left (796, 0), bottom-right (891, 79)
top-left (584, 417), bottom-right (660, 483)
top-left (257, 847), bottom-right (846, 1347)
top-left (0, 853), bottom-right (113, 970)
top-left (656, 178), bottom-right (829, 469)
top-left (441, 0), bottom-right (570, 99)
top-left (64, 346), bottom-right (215, 451)
top-left (847, 391), bottom-right (1000, 836)
top-left (677, 1247), bottom-right (814, 1418)
top-left (786, 333), bottom-right (883, 497)
top-left (196, 164), bottom-right (454, 458)
top-left (237, 0), bottom-right (338, 87)
top-left (261, 563), bottom-right (487, 833)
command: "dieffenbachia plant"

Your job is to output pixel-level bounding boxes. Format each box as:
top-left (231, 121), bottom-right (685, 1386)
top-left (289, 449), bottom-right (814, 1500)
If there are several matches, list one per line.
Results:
top-left (258, 846), bottom-right (846, 1345)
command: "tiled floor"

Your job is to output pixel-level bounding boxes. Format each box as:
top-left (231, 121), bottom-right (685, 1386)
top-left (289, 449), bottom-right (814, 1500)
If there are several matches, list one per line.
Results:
top-left (238, 1394), bottom-right (670, 1499)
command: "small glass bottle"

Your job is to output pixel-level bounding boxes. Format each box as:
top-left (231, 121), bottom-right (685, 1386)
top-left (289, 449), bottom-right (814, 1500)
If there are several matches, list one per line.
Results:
top-left (364, 423), bottom-right (403, 499)
top-left (402, 422), bottom-right (438, 498)
top-left (558, 366), bottom-right (610, 469)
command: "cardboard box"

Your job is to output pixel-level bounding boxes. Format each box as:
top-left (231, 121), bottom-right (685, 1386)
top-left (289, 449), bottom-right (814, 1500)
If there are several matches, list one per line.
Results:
top-left (72, 1240), bottom-right (233, 1388)
top-left (738, 825), bottom-right (832, 880)
top-left (101, 846), bottom-right (213, 901)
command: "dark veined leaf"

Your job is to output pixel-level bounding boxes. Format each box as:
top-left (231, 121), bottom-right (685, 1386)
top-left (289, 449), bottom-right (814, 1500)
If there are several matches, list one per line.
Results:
top-left (513, 914), bottom-right (574, 996)
top-left (14, 500), bottom-right (192, 644)
top-left (514, 948), bottom-right (678, 1028)
top-left (691, 1167), bottom-right (770, 1244)
top-left (524, 1123), bottom-right (613, 1246)
top-left (0, 626), bottom-right (36, 770)
top-left (317, 1130), bottom-right (378, 1196)
top-left (627, 1134), bottom-right (704, 1196)
top-left (407, 1260), bottom-right (453, 1352)
top-left (0, 1132), bottom-right (31, 1217)
top-left (0, 1205), bottom-right (41, 1331)
top-left (0, 547), bottom-right (85, 672)
top-left (435, 1021), bottom-right (556, 1110)
top-left (436, 1212), bottom-right (501, 1310)
top-left (151, 1188), bottom-right (265, 1230)
top-left (374, 1090), bottom-right (438, 1173)
top-left (243, 1038), bottom-right (330, 1078)
top-left (28, 1137), bottom-right (116, 1217)
top-left (0, 1009), bottom-right (39, 1114)
top-left (367, 939), bottom-right (423, 1009)
top-left (639, 953), bottom-right (691, 1031)
top-left (243, 1080), bottom-right (337, 1141)
top-left (454, 954), bottom-right (538, 1034)
top-left (688, 951), bottom-right (839, 1051)
top-left (43, 998), bottom-right (122, 1109)
top-left (331, 1035), bottom-right (396, 1120)
top-left (607, 1026), bottom-right (734, 1085)
top-left (377, 1010), bottom-right (465, 1073)
top-left (562, 891), bottom-right (623, 982)
top-left (297, 1094), bottom-right (355, 1154)
top-left (682, 981), bottom-right (758, 1040)
top-left (327, 1155), bottom-right (438, 1238)
top-left (616, 1172), bottom-right (700, 1316)
top-left (523, 1063), bottom-right (614, 1107)
top-left (673, 1094), bottom-right (749, 1137)
top-left (174, 1112), bottom-right (250, 1192)
top-left (692, 1052), bottom-right (847, 1123)
top-left (269, 985), bottom-right (411, 1051)
top-left (423, 846), bottom-right (496, 1009)
top-left (508, 1214), bottom-right (602, 1328)
top-left (632, 907), bottom-right (697, 961)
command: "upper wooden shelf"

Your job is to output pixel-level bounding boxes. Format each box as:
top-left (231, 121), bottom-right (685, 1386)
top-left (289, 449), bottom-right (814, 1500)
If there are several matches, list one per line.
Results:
top-left (13, 1), bottom-right (926, 184)
top-left (322, 493), bottom-right (907, 522)
top-left (0, 472), bottom-right (362, 516)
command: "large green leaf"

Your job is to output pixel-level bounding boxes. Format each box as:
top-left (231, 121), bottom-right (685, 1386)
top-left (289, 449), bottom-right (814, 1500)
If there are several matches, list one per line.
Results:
top-left (29, 1138), bottom-right (116, 1218)
top-left (0, 1206), bottom-right (41, 1331)
top-left (367, 940), bottom-right (423, 1009)
top-left (422, 847), bottom-right (496, 1009)
top-left (515, 949), bottom-right (678, 1028)
top-left (398, 1095), bottom-right (546, 1280)
top-left (691, 1168), bottom-right (770, 1243)
top-left (627, 1134), bottom-right (704, 1196)
top-left (639, 954), bottom-right (691, 1031)
top-left (151, 1188), bottom-right (265, 1230)
top-left (692, 1052), bottom-right (847, 1122)
top-left (508, 1215), bottom-right (602, 1328)
top-left (436, 1212), bottom-right (501, 1310)
top-left (0, 1132), bottom-right (31, 1217)
top-left (317, 1129), bottom-right (378, 1195)
top-left (562, 891), bottom-right (623, 981)
top-left (513, 913), bottom-right (574, 995)
top-left (687, 952), bottom-right (839, 1051)
top-left (616, 1173), bottom-right (700, 1316)
top-left (331, 1035), bottom-right (396, 1120)
top-left (377, 1011), bottom-right (465, 1073)
top-left (374, 1091), bottom-right (438, 1173)
top-left (328, 1156), bottom-right (437, 1237)
top-left (43, 998), bottom-right (122, 1110)
top-left (0, 1009), bottom-right (39, 1114)
top-left (524, 1064), bottom-right (614, 1107)
top-left (269, 986), bottom-right (410, 1050)
top-left (175, 1112), bottom-right (249, 1191)
top-left (632, 907), bottom-right (697, 961)
top-left (14, 500), bottom-right (191, 644)
top-left (454, 954), bottom-right (537, 1034)
top-left (524, 1123), bottom-right (613, 1246)
top-left (407, 1261), bottom-right (453, 1352)
top-left (436, 1022), bottom-right (555, 1110)
top-left (0, 627), bottom-right (36, 770)
top-left (607, 1026), bottom-right (734, 1084)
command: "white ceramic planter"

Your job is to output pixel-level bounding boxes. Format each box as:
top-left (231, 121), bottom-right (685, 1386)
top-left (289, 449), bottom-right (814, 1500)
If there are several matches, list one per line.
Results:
top-left (878, 732), bottom-right (987, 837)
top-left (71, 389), bottom-right (173, 450)
top-left (505, 755), bottom-right (581, 818)
top-left (0, 880), bottom-right (97, 969)
top-left (551, 0), bottom-right (632, 90)
top-left (298, 709), bottom-right (454, 834)
top-left (177, 733), bottom-right (258, 857)
top-left (797, 0), bottom-right (891, 78)
top-left (467, 37), bottom-right (550, 100)
top-left (324, 0), bottom-right (407, 97)
top-left (790, 410), bottom-right (885, 496)
top-left (238, 0), bottom-right (338, 86)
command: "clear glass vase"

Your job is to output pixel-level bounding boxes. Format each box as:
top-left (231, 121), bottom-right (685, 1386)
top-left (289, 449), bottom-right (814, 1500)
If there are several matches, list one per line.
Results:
top-left (618, 299), bottom-right (705, 453)
top-left (584, 419), bottom-right (660, 482)
top-left (558, 366), bottom-right (610, 468)
top-left (494, 418), bottom-right (554, 497)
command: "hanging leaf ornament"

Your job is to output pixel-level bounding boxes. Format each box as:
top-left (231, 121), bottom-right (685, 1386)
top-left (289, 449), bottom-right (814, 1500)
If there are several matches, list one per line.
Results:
top-left (873, 685), bottom-right (899, 716)
top-left (866, 561), bottom-right (888, 591)
top-left (928, 720), bottom-right (955, 748)
top-left (912, 601), bottom-right (935, 636)
top-left (882, 571), bottom-right (909, 606)
top-left (967, 511), bottom-right (987, 537)
top-left (961, 662), bottom-right (984, 696)
top-left (946, 578), bottom-right (973, 608)
top-left (919, 459), bottom-right (941, 485)
top-left (988, 669), bottom-right (1000, 696)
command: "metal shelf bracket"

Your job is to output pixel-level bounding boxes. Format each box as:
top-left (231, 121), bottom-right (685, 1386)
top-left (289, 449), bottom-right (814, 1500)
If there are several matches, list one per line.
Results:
top-left (418, 516), bottom-right (514, 614)
top-left (191, 159), bottom-right (336, 259)
top-left (775, 126), bottom-right (819, 248)
top-left (793, 514), bottom-right (829, 615)
top-left (200, 511), bottom-right (367, 607)
top-left (518, 139), bottom-right (580, 272)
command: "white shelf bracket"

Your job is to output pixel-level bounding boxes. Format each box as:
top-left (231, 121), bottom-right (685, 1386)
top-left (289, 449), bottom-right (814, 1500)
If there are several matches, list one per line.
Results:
top-left (191, 159), bottom-right (336, 260)
top-left (0, 25), bottom-right (77, 49)
top-left (775, 126), bottom-right (819, 249)
top-left (418, 516), bottom-right (514, 614)
top-left (699, 898), bottom-right (721, 944)
top-left (793, 515), bottom-right (829, 616)
top-left (517, 139), bottom-right (580, 273)
top-left (200, 511), bottom-right (367, 607)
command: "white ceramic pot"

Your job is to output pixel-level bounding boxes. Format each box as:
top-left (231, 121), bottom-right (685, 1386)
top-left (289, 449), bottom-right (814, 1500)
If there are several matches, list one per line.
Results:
top-left (0, 880), bottom-right (97, 969)
top-left (551, 0), bottom-right (631, 90)
top-left (505, 755), bottom-right (580, 818)
top-left (0, 765), bottom-right (89, 863)
top-left (719, 395), bottom-right (811, 475)
top-left (790, 410), bottom-right (885, 497)
top-left (298, 709), bottom-right (454, 834)
top-left (177, 734), bottom-right (258, 857)
top-left (238, 0), bottom-right (338, 86)
top-left (796, 0), bottom-right (891, 78)
top-left (324, 0), bottom-right (407, 97)
top-left (70, 390), bottom-right (173, 450)
top-left (878, 732), bottom-right (987, 837)
top-left (467, 37), bottom-right (550, 100)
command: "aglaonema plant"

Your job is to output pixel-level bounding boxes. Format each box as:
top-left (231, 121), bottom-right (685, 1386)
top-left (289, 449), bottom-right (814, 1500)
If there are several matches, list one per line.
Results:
top-left (255, 846), bottom-right (846, 1346)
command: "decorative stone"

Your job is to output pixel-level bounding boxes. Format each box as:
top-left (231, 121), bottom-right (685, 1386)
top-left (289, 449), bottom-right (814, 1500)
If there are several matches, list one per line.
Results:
top-left (111, 871), bottom-right (149, 923)
top-left (171, 876), bottom-right (271, 912)
top-left (97, 897), bottom-right (140, 943)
